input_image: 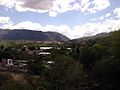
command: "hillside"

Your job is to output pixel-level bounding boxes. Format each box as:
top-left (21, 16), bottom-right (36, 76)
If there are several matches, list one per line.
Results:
top-left (0, 29), bottom-right (70, 42)
top-left (70, 33), bottom-right (111, 44)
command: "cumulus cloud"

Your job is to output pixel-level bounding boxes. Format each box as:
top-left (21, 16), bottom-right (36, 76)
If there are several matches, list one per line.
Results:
top-left (16, 0), bottom-right (55, 13)
top-left (90, 16), bottom-right (104, 21)
top-left (81, 0), bottom-right (90, 6)
top-left (114, 7), bottom-right (120, 17)
top-left (91, 0), bottom-right (110, 11)
top-left (68, 19), bottom-right (120, 39)
top-left (0, 16), bottom-right (13, 29)
top-left (81, 0), bottom-right (110, 13)
top-left (0, 0), bottom-right (111, 16)
top-left (49, 11), bottom-right (58, 17)
top-left (51, 0), bottom-right (110, 14)
top-left (43, 24), bottom-right (72, 37)
top-left (21, 0), bottom-right (54, 10)
top-left (52, 0), bottom-right (76, 13)
top-left (0, 0), bottom-right (54, 13)
top-left (0, 16), bottom-right (12, 24)
top-left (0, 0), bottom-right (15, 8)
top-left (90, 13), bottom-right (111, 21)
top-left (99, 16), bottom-right (104, 20)
top-left (105, 13), bottom-right (111, 17)
top-left (8, 21), bottom-right (43, 30)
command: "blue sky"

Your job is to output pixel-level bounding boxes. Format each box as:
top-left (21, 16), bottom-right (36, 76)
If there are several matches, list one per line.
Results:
top-left (0, 0), bottom-right (120, 39)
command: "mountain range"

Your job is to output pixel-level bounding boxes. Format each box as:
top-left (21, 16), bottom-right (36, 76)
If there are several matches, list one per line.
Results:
top-left (0, 29), bottom-right (111, 43)
top-left (0, 29), bottom-right (69, 42)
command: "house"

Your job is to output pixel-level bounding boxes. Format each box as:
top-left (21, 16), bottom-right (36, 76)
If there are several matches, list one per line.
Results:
top-left (14, 60), bottom-right (28, 72)
top-left (2, 58), bottom-right (13, 67)
top-left (40, 47), bottom-right (53, 50)
top-left (43, 60), bottom-right (54, 69)
top-left (0, 58), bottom-right (14, 71)
top-left (38, 52), bottom-right (50, 55)
top-left (0, 59), bottom-right (28, 72)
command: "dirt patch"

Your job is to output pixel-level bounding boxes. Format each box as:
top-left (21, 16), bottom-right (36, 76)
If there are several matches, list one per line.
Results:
top-left (11, 73), bottom-right (24, 81)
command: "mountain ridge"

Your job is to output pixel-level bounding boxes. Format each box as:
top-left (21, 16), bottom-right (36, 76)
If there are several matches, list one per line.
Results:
top-left (0, 29), bottom-right (69, 42)
top-left (70, 32), bottom-right (111, 44)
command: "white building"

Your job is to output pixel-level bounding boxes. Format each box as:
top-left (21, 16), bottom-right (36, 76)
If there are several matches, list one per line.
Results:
top-left (2, 58), bottom-right (13, 67)
top-left (40, 47), bottom-right (53, 50)
top-left (38, 52), bottom-right (50, 55)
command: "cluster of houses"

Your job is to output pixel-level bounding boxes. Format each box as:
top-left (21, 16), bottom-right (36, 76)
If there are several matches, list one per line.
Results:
top-left (24, 45), bottom-right (71, 55)
top-left (0, 58), bottom-right (28, 72)
top-left (0, 46), bottom-right (53, 72)
top-left (0, 45), bottom-right (72, 72)
top-left (23, 45), bottom-right (52, 55)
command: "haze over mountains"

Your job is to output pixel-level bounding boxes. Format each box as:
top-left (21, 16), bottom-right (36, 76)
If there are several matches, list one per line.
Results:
top-left (0, 29), bottom-right (70, 42)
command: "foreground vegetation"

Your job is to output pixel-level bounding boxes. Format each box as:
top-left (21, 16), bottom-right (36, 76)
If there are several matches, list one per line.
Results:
top-left (0, 30), bottom-right (120, 90)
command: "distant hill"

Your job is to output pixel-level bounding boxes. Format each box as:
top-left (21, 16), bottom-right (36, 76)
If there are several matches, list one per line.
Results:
top-left (0, 29), bottom-right (70, 42)
top-left (70, 33), bottom-right (111, 44)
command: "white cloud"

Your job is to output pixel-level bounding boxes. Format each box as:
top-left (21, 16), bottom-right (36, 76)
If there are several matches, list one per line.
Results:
top-left (87, 0), bottom-right (110, 13)
top-left (14, 0), bottom-right (50, 13)
top-left (71, 23), bottom-right (101, 38)
top-left (21, 0), bottom-right (54, 10)
top-left (51, 0), bottom-right (75, 13)
top-left (114, 7), bottom-right (120, 17)
top-left (90, 18), bottom-right (97, 21)
top-left (67, 20), bottom-right (119, 39)
top-left (0, 16), bottom-right (12, 24)
top-left (92, 0), bottom-right (110, 11)
top-left (44, 25), bottom-right (71, 37)
top-left (0, 0), bottom-right (111, 16)
top-left (0, 0), bottom-right (52, 13)
top-left (80, 2), bottom-right (91, 12)
top-left (81, 0), bottom-right (90, 6)
top-left (49, 11), bottom-right (58, 17)
top-left (10, 21), bottom-right (43, 30)
top-left (90, 16), bottom-right (104, 21)
top-left (0, 16), bottom-right (13, 29)
top-left (0, 0), bottom-right (16, 8)
top-left (90, 13), bottom-right (111, 21)
top-left (105, 13), bottom-right (111, 17)
top-left (2, 21), bottom-right (43, 31)
top-left (69, 19), bottom-right (120, 39)
top-left (99, 16), bottom-right (104, 20)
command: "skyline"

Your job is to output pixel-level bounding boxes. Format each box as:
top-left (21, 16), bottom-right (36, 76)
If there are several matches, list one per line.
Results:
top-left (0, 0), bottom-right (120, 39)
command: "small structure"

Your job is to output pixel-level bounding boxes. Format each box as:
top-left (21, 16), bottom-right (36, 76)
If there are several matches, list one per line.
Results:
top-left (40, 47), bottom-right (53, 50)
top-left (14, 60), bottom-right (28, 72)
top-left (38, 52), bottom-right (50, 55)
top-left (43, 60), bottom-right (54, 69)
top-left (1, 58), bottom-right (14, 71)
top-left (2, 58), bottom-right (13, 67)
top-left (47, 61), bottom-right (54, 64)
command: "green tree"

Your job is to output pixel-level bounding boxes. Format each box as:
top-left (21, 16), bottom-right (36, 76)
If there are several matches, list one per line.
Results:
top-left (0, 44), bottom-right (4, 50)
top-left (92, 43), bottom-right (106, 61)
top-left (45, 55), bottom-right (83, 90)
top-left (27, 55), bottom-right (43, 75)
top-left (110, 30), bottom-right (120, 59)
top-left (95, 58), bottom-right (120, 90)
top-left (95, 30), bottom-right (120, 90)
top-left (80, 46), bottom-right (95, 71)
